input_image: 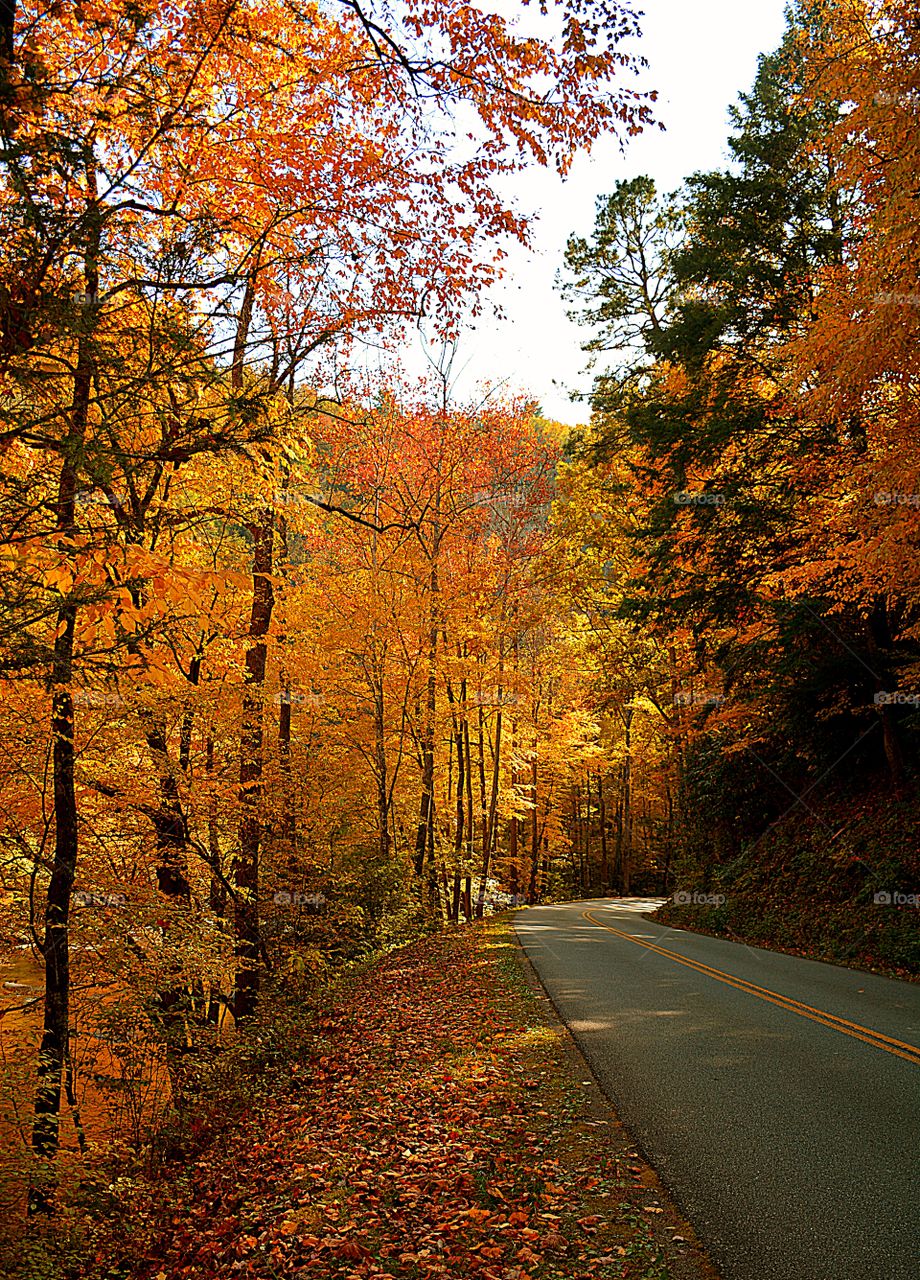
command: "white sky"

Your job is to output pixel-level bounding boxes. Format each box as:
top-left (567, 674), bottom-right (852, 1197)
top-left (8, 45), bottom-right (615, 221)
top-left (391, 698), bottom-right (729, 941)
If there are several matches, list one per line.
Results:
top-left (397, 0), bottom-right (791, 424)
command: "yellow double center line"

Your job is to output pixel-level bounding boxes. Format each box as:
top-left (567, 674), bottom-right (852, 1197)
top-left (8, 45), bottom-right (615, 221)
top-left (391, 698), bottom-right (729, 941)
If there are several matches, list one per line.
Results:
top-left (582, 909), bottom-right (920, 1068)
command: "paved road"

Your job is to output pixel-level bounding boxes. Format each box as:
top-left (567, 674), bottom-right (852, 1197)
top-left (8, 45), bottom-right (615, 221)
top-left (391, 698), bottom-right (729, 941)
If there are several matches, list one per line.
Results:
top-left (516, 899), bottom-right (920, 1280)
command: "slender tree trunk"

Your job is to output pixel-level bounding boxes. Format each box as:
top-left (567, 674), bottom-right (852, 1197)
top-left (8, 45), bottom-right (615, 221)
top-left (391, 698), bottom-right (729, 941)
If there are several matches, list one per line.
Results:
top-left (33, 599), bottom-right (78, 1171)
top-left (476, 700), bottom-right (487, 859)
top-left (144, 717), bottom-right (192, 899)
top-left (622, 708), bottom-right (633, 895)
top-left (447, 731), bottom-right (453, 807)
top-left (205, 735), bottom-right (225, 1025)
top-left (509, 779), bottom-right (518, 900)
top-left (139, 712), bottom-right (198, 1077)
top-left (527, 755), bottom-right (539, 905)
top-left (151, 757), bottom-right (209, 1047)
top-left (878, 706), bottom-right (903, 791)
top-left (414, 765), bottom-right (434, 877)
top-left (508, 631), bottom-right (520, 901)
top-left (444, 676), bottom-right (465, 865)
top-left (276, 457), bottom-right (298, 859)
top-left (599, 774), bottom-right (609, 891)
top-left (868, 598), bottom-right (904, 790)
top-left (178, 653), bottom-right (200, 774)
top-left (463, 690), bottom-right (474, 866)
top-left (426, 798), bottom-right (439, 914)
top-left (231, 275), bottom-right (255, 388)
top-left (233, 507), bottom-right (275, 1020)
top-left (374, 681), bottom-right (391, 862)
top-left (414, 549), bottom-right (439, 891)
top-left (669, 646), bottom-right (689, 861)
top-left (366, 495), bottom-right (390, 863)
top-left (614, 787), bottom-right (624, 892)
top-left (583, 779), bottom-right (592, 891)
top-left (476, 674), bottom-right (503, 918)
top-left (278, 680), bottom-right (297, 853)
top-left (662, 783), bottom-right (674, 888)
top-left (31, 167), bottom-right (98, 1199)
top-left (454, 718), bottom-right (465, 861)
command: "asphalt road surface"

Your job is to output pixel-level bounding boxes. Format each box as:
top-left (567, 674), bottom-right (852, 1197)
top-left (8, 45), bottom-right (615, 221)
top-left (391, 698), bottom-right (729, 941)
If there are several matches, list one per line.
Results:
top-left (515, 898), bottom-right (920, 1280)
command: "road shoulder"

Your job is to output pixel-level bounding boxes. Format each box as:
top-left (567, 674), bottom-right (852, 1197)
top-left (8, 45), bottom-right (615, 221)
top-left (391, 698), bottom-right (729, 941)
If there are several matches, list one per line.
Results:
top-left (509, 912), bottom-right (722, 1280)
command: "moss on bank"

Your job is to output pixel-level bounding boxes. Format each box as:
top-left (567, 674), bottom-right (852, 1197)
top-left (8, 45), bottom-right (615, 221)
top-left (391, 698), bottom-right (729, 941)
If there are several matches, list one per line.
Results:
top-left (656, 781), bottom-right (920, 979)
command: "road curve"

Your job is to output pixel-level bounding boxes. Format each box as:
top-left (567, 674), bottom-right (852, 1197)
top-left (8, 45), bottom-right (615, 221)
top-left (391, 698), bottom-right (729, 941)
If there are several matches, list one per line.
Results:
top-left (515, 898), bottom-right (920, 1280)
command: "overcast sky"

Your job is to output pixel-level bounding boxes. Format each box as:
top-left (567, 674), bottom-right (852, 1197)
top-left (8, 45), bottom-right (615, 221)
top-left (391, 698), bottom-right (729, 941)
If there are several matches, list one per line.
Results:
top-left (390, 0), bottom-right (791, 423)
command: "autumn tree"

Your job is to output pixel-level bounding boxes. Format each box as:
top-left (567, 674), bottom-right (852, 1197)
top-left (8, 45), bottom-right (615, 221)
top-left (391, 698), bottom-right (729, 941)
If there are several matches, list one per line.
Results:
top-left (779, 0), bottom-right (920, 779)
top-left (562, 0), bottom-right (920, 897)
top-left (1, 0), bottom-right (658, 1189)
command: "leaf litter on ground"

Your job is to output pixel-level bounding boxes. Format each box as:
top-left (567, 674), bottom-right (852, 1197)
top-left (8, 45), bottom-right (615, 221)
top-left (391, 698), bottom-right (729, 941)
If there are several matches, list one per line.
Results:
top-left (87, 918), bottom-right (718, 1280)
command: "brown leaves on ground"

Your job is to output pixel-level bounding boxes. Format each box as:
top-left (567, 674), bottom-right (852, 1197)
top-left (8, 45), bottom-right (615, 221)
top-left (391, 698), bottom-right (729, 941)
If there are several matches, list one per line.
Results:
top-left (94, 923), bottom-right (678, 1280)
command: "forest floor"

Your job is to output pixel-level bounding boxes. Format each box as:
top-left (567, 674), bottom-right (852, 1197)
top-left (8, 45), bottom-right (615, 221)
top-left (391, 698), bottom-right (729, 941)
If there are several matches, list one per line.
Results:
top-left (34, 918), bottom-right (719, 1280)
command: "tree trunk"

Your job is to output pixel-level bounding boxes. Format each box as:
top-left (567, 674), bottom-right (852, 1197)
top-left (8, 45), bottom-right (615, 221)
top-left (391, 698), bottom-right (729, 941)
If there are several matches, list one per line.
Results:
top-left (454, 717), bottom-right (465, 861)
top-left (462, 670), bottom-right (474, 866)
top-left (583, 779), bottom-right (592, 892)
top-left (205, 734), bottom-right (225, 1025)
top-left (414, 555), bottom-right (438, 892)
top-left (599, 774), bottom-right (609, 891)
top-left (178, 652), bottom-right (201, 774)
top-left (476, 700), bottom-right (487, 860)
top-left (276, 461), bottom-right (298, 859)
top-left (476, 679), bottom-right (503, 918)
top-left (233, 507), bottom-right (275, 1021)
top-left (662, 783), bottom-right (674, 888)
top-left (444, 675), bottom-right (465, 866)
top-left (31, 168), bottom-right (98, 1200)
top-left (144, 717), bottom-right (192, 899)
top-left (374, 682), bottom-right (391, 862)
top-left (426, 794), bottom-right (440, 914)
top-left (32, 602), bottom-right (78, 1172)
top-left (868, 597), bottom-right (904, 790)
top-left (527, 755), bottom-right (539, 904)
top-left (278, 679), bottom-right (298, 853)
top-left (139, 712), bottom-right (198, 1078)
top-left (509, 781), bottom-right (519, 899)
top-left (622, 708), bottom-right (633, 895)
top-left (669, 646), bottom-right (690, 862)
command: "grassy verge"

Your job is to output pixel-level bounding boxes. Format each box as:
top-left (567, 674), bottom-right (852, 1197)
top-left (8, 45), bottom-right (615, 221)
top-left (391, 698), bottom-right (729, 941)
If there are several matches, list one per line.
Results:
top-left (15, 918), bottom-right (718, 1280)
